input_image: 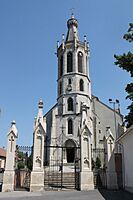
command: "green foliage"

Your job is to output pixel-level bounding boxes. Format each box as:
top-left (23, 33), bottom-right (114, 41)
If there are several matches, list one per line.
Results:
top-left (125, 83), bottom-right (133, 100)
top-left (16, 149), bottom-right (33, 170)
top-left (95, 157), bottom-right (101, 169)
top-left (91, 158), bottom-right (95, 170)
top-left (17, 160), bottom-right (25, 169)
top-left (16, 151), bottom-right (26, 169)
top-left (27, 153), bottom-right (33, 171)
top-left (123, 23), bottom-right (133, 42)
top-left (114, 52), bottom-right (133, 77)
top-left (125, 103), bottom-right (133, 128)
top-left (17, 151), bottom-right (25, 159)
top-left (114, 23), bottom-right (133, 128)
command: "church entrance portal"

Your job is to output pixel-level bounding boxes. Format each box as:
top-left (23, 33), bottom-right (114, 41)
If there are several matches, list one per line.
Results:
top-left (44, 140), bottom-right (80, 190)
top-left (66, 148), bottom-right (75, 163)
top-left (65, 139), bottom-right (76, 163)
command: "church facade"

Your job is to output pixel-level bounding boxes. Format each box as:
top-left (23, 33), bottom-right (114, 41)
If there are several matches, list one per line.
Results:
top-left (44, 14), bottom-right (123, 165)
top-left (2, 14), bottom-right (124, 192)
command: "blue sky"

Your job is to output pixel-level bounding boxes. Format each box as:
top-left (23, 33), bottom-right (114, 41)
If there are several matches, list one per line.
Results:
top-left (0, 0), bottom-right (132, 147)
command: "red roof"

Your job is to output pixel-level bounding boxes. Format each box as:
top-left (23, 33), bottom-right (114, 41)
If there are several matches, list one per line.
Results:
top-left (0, 148), bottom-right (6, 157)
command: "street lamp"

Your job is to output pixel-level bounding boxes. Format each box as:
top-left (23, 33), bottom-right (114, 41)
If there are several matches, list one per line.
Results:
top-left (108, 99), bottom-right (120, 139)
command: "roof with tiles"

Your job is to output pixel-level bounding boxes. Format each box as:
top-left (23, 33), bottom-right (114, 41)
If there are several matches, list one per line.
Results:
top-left (0, 148), bottom-right (6, 158)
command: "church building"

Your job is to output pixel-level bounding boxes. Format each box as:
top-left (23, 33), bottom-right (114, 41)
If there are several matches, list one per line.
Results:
top-left (2, 14), bottom-right (124, 192)
top-left (43, 14), bottom-right (123, 165)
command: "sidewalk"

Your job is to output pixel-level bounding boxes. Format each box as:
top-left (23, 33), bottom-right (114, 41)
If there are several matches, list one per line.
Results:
top-left (0, 189), bottom-right (133, 200)
top-left (0, 191), bottom-right (42, 199)
top-left (0, 190), bottom-right (104, 200)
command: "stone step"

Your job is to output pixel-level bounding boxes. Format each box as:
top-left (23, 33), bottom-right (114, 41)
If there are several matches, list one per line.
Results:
top-left (44, 179), bottom-right (76, 184)
top-left (45, 181), bottom-right (75, 184)
top-left (44, 184), bottom-right (75, 189)
top-left (44, 172), bottom-right (79, 190)
top-left (44, 173), bottom-right (76, 181)
top-left (45, 175), bottom-right (75, 179)
top-left (44, 172), bottom-right (76, 176)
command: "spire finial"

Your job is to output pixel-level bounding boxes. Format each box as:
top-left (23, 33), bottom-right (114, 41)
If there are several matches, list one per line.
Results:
top-left (11, 120), bottom-right (16, 125)
top-left (70, 8), bottom-right (75, 19)
top-left (38, 98), bottom-right (43, 109)
top-left (71, 13), bottom-right (74, 19)
top-left (66, 9), bottom-right (79, 42)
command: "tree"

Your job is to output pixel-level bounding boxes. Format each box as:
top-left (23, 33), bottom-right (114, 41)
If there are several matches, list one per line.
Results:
top-left (114, 23), bottom-right (133, 128)
top-left (95, 157), bottom-right (101, 169)
top-left (16, 151), bottom-right (25, 169)
top-left (15, 146), bottom-right (33, 170)
top-left (27, 152), bottom-right (33, 171)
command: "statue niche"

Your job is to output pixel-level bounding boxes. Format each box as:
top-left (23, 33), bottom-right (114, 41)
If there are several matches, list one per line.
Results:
top-left (83, 131), bottom-right (89, 169)
top-left (36, 129), bottom-right (42, 163)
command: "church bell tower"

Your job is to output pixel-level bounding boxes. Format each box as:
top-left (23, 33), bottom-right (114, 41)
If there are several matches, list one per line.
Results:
top-left (56, 14), bottom-right (92, 120)
top-left (45, 14), bottom-right (94, 167)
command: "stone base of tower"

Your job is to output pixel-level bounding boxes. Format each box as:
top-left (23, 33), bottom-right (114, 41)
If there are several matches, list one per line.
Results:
top-left (30, 171), bottom-right (44, 192)
top-left (80, 171), bottom-right (94, 191)
top-left (2, 170), bottom-right (15, 192)
top-left (106, 171), bottom-right (118, 189)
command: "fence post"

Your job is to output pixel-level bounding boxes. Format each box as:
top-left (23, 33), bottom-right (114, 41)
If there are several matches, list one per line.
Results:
top-left (30, 99), bottom-right (46, 192)
top-left (80, 103), bottom-right (94, 190)
top-left (2, 121), bottom-right (18, 192)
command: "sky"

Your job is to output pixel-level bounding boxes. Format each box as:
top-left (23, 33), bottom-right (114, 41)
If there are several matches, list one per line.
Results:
top-left (0, 0), bottom-right (132, 147)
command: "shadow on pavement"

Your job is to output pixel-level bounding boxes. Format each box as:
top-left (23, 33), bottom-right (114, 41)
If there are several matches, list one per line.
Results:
top-left (98, 189), bottom-right (133, 200)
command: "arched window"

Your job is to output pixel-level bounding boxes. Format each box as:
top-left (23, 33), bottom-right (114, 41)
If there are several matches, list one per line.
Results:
top-left (80, 79), bottom-right (84, 91)
top-left (59, 82), bottom-right (62, 94)
top-left (60, 55), bottom-right (63, 76)
top-left (67, 52), bottom-right (73, 72)
top-left (68, 97), bottom-right (73, 111)
top-left (68, 119), bottom-right (73, 134)
top-left (68, 78), bottom-right (71, 85)
top-left (78, 52), bottom-right (83, 73)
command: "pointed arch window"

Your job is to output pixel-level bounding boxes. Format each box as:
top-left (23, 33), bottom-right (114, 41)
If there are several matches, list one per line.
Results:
top-left (59, 81), bottom-right (62, 95)
top-left (67, 52), bottom-right (73, 72)
top-left (60, 55), bottom-right (63, 76)
top-left (68, 119), bottom-right (73, 134)
top-left (80, 79), bottom-right (84, 91)
top-left (68, 78), bottom-right (71, 85)
top-left (67, 97), bottom-right (73, 111)
top-left (78, 52), bottom-right (83, 73)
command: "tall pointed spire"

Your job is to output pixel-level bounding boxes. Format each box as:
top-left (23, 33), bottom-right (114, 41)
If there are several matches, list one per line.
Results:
top-left (66, 13), bottom-right (80, 42)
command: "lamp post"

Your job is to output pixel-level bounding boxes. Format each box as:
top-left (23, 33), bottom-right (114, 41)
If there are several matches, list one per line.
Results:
top-left (108, 99), bottom-right (120, 139)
